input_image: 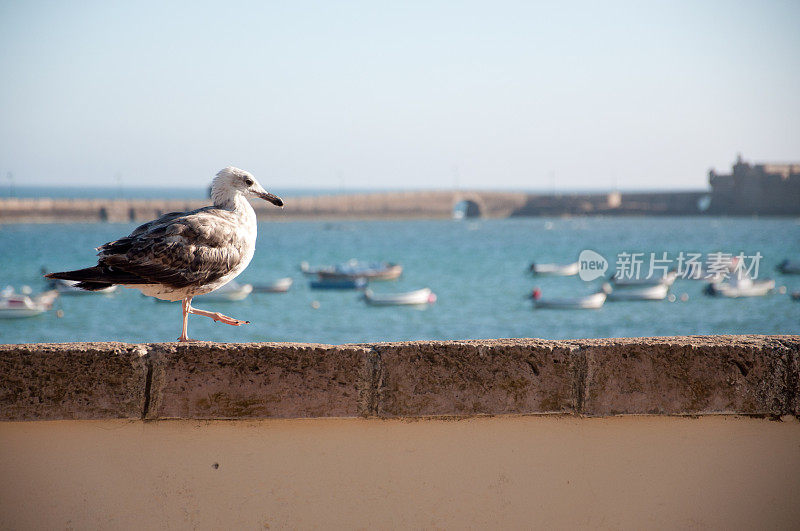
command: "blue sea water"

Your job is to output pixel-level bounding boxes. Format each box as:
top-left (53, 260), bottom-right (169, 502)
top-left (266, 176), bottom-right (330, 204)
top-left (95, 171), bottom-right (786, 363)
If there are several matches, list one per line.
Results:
top-left (1, 217), bottom-right (799, 344)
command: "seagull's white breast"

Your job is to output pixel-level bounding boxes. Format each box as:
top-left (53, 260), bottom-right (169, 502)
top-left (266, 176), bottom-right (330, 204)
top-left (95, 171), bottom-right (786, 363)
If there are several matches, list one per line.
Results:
top-left (130, 195), bottom-right (259, 302)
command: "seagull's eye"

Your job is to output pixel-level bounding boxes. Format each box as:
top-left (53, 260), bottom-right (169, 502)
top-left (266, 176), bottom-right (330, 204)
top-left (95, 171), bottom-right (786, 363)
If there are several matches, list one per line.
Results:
top-left (243, 178), bottom-right (254, 187)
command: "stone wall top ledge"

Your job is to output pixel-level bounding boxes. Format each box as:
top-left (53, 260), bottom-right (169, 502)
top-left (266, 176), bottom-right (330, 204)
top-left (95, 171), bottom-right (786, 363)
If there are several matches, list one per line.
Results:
top-left (1, 334), bottom-right (796, 351)
top-left (1, 335), bottom-right (797, 420)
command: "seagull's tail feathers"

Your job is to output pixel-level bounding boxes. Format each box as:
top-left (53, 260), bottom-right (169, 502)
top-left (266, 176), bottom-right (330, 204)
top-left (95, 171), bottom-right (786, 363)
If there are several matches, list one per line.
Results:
top-left (45, 266), bottom-right (105, 282)
top-left (45, 267), bottom-right (122, 291)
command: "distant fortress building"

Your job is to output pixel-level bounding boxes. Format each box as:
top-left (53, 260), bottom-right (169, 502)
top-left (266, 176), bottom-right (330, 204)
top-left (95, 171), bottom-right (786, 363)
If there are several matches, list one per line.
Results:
top-left (708, 154), bottom-right (800, 215)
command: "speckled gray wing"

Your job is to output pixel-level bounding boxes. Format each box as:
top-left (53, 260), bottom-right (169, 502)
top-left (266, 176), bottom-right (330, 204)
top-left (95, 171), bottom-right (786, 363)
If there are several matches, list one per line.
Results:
top-left (96, 208), bottom-right (246, 289)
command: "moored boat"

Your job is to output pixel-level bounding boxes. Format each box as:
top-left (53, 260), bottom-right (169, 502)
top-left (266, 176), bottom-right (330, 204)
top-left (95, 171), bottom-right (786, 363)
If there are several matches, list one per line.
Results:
top-left (529, 261), bottom-right (580, 276)
top-left (604, 283), bottom-right (669, 301)
top-left (309, 277), bottom-right (367, 290)
top-left (533, 291), bottom-right (606, 310)
top-left (363, 287), bottom-right (436, 306)
top-left (704, 277), bottom-right (775, 298)
top-left (301, 260), bottom-right (403, 281)
top-left (612, 270), bottom-right (678, 287)
top-left (0, 289), bottom-right (59, 318)
top-left (777, 260), bottom-right (800, 275)
top-left (252, 277), bottom-right (293, 293)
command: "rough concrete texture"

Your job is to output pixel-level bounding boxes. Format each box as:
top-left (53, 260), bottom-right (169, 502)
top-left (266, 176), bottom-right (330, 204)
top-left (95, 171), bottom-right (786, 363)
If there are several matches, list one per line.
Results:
top-left (0, 342), bottom-right (148, 420)
top-left (146, 342), bottom-right (371, 419)
top-left (0, 335), bottom-right (797, 420)
top-left (373, 340), bottom-right (578, 416)
top-left (789, 341), bottom-right (800, 417)
top-left (578, 335), bottom-right (799, 416)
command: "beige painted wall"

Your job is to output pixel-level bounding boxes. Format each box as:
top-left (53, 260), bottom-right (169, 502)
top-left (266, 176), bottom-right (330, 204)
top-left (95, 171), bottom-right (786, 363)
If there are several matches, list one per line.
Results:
top-left (1, 416), bottom-right (799, 529)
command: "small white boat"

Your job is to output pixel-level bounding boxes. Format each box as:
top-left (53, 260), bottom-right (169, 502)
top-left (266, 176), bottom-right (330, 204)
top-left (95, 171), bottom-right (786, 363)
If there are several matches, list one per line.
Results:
top-left (612, 270), bottom-right (678, 287)
top-left (51, 278), bottom-right (117, 295)
top-left (533, 291), bottom-right (606, 310)
top-left (194, 281), bottom-right (253, 302)
top-left (0, 289), bottom-right (59, 318)
top-left (301, 260), bottom-right (403, 281)
top-left (529, 261), bottom-right (580, 276)
top-left (252, 277), bottom-right (293, 293)
top-left (705, 277), bottom-right (775, 298)
top-left (363, 287), bottom-right (436, 306)
top-left (605, 283), bottom-right (669, 301)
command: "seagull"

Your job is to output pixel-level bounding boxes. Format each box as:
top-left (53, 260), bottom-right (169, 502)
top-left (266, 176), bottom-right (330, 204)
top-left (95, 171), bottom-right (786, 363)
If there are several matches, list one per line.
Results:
top-left (45, 167), bottom-right (284, 342)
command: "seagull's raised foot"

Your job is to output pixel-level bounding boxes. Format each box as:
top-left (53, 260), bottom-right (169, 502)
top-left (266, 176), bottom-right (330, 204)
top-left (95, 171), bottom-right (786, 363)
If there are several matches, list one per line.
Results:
top-left (191, 307), bottom-right (249, 326)
top-left (179, 296), bottom-right (249, 341)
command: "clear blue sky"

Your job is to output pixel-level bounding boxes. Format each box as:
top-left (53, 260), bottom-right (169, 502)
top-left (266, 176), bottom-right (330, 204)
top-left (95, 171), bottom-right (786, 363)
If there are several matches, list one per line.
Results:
top-left (1, 0), bottom-right (798, 190)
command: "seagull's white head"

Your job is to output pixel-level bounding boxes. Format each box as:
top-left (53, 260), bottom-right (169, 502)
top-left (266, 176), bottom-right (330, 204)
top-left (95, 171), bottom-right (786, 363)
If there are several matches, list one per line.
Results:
top-left (211, 167), bottom-right (283, 209)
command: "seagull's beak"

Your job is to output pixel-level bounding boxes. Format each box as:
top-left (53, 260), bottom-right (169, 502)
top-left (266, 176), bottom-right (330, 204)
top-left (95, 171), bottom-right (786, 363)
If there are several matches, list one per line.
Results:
top-left (256, 190), bottom-right (284, 207)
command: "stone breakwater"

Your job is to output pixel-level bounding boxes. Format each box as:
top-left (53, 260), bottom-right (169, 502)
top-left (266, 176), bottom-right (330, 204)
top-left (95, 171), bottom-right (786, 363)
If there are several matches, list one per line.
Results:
top-left (1, 335), bottom-right (798, 421)
top-left (0, 190), bottom-right (709, 222)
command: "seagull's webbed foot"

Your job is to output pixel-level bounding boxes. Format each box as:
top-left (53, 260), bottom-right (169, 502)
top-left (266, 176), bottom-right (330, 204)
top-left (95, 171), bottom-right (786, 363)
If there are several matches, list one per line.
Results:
top-left (189, 307), bottom-right (250, 327)
top-left (177, 336), bottom-right (199, 343)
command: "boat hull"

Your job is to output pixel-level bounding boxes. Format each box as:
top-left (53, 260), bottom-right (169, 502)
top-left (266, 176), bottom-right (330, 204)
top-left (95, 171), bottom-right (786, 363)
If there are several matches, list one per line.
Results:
top-left (317, 264), bottom-right (403, 281)
top-left (705, 279), bottom-right (775, 298)
top-left (606, 284), bottom-right (669, 301)
top-left (310, 278), bottom-right (367, 290)
top-left (252, 278), bottom-right (293, 293)
top-left (777, 261), bottom-right (800, 275)
top-left (534, 292), bottom-right (606, 309)
top-left (0, 295), bottom-right (56, 318)
top-left (530, 262), bottom-right (580, 276)
top-left (302, 261), bottom-right (402, 281)
top-left (0, 308), bottom-right (46, 318)
top-left (612, 271), bottom-right (678, 287)
top-left (363, 288), bottom-right (434, 306)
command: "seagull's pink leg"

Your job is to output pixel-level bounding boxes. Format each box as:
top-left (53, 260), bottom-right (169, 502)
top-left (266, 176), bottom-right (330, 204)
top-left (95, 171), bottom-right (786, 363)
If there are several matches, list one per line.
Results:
top-left (187, 301), bottom-right (250, 327)
top-left (178, 297), bottom-right (194, 342)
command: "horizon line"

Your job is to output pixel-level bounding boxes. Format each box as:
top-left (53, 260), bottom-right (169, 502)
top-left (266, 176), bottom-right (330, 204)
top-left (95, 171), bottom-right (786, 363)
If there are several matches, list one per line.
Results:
top-left (7, 183), bottom-right (710, 194)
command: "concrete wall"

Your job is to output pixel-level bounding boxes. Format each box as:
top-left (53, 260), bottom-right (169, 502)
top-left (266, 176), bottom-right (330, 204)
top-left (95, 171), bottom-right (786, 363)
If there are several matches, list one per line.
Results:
top-left (2, 416), bottom-right (799, 529)
top-left (2, 335), bottom-right (798, 421)
top-left (0, 189), bottom-right (714, 223)
top-left (2, 335), bottom-right (799, 529)
top-left (0, 192), bottom-right (520, 223)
